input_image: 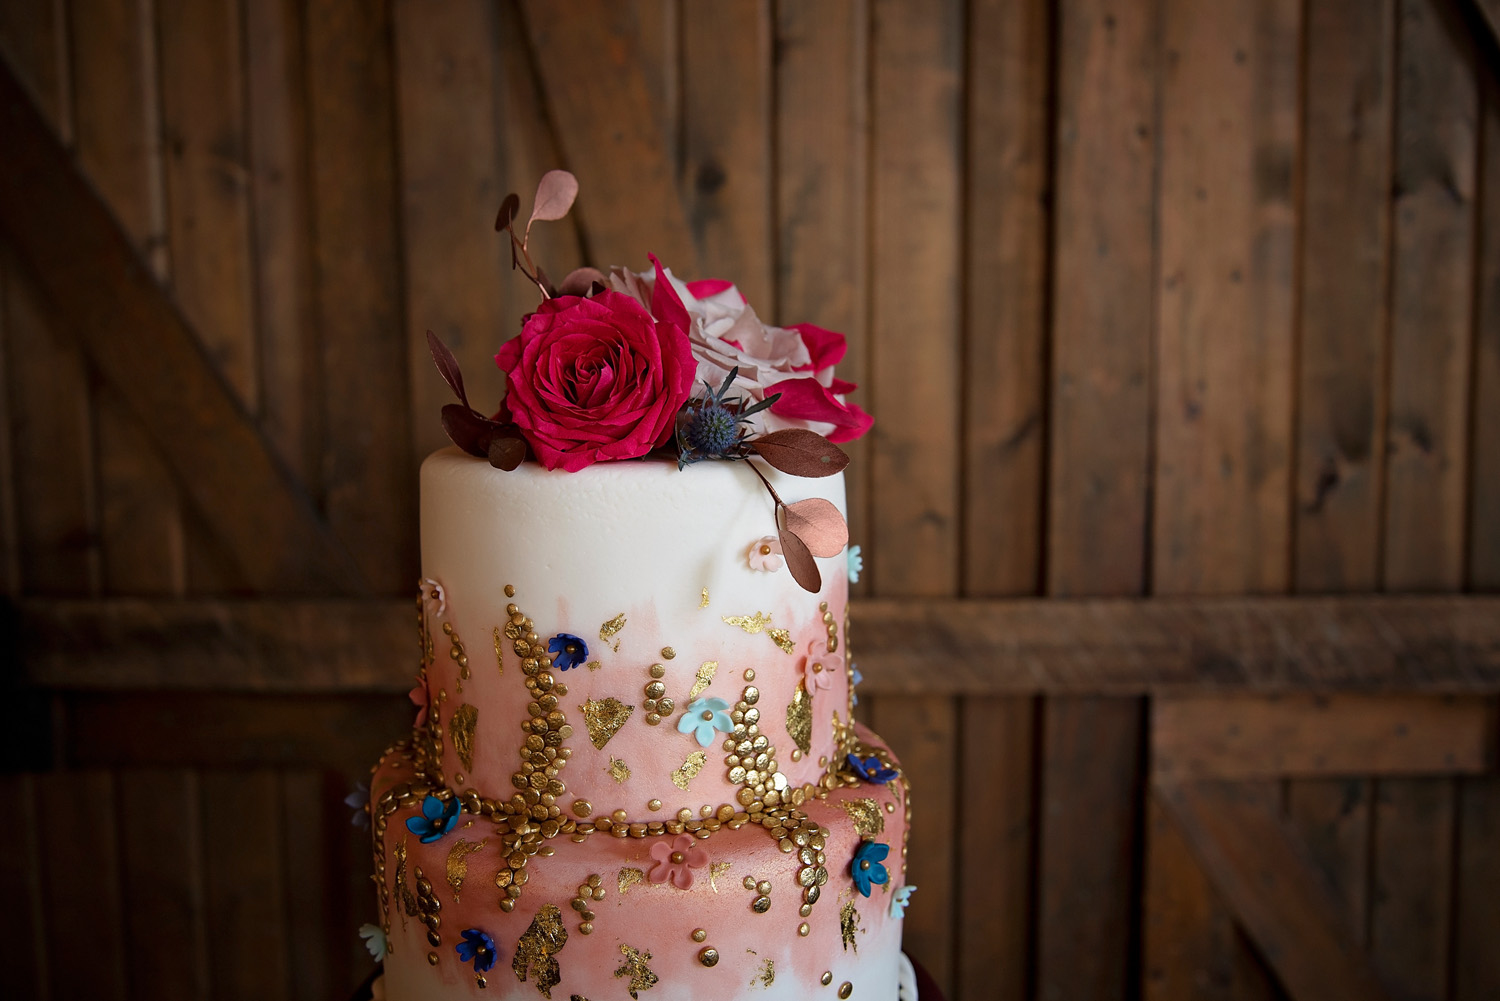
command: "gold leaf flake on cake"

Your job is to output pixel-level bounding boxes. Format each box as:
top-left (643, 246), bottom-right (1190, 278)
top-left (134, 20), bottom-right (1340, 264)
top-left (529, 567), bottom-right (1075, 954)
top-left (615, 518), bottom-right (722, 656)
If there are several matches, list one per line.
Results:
top-left (445, 837), bottom-right (487, 902)
top-left (722, 611), bottom-right (772, 633)
top-left (581, 698), bottom-right (634, 750)
top-left (599, 613), bottom-right (627, 652)
top-left (709, 860), bottom-right (732, 892)
top-left (766, 627), bottom-right (795, 654)
top-left (840, 900), bottom-right (860, 952)
top-left (513, 903), bottom-right (568, 997)
top-left (687, 661), bottom-right (718, 701)
top-left (492, 626), bottom-right (505, 674)
top-left (786, 682), bottom-right (813, 755)
top-left (618, 867), bottom-right (645, 894)
top-left (607, 757), bottom-right (631, 783)
top-left (670, 750), bottom-right (708, 790)
top-left (614, 944), bottom-right (659, 999)
top-left (699, 587), bottom-right (710, 608)
top-left (835, 798), bottom-right (884, 839)
top-left (751, 958), bottom-right (775, 988)
top-left (587, 660), bottom-right (602, 672)
top-left (394, 836), bottom-right (418, 920)
top-left (450, 703), bottom-right (479, 772)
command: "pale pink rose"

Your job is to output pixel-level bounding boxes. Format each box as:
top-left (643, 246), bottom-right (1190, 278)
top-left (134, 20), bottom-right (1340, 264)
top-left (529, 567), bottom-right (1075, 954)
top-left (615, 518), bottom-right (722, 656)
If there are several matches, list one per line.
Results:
top-left (648, 834), bottom-right (710, 889)
top-left (609, 265), bottom-right (871, 442)
top-left (801, 639), bottom-right (842, 693)
top-left (747, 535), bottom-right (783, 572)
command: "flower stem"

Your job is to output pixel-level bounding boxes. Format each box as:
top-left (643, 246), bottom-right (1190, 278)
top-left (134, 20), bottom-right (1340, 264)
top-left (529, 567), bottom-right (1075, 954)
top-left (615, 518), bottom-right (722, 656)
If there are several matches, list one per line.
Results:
top-left (746, 459), bottom-right (784, 509)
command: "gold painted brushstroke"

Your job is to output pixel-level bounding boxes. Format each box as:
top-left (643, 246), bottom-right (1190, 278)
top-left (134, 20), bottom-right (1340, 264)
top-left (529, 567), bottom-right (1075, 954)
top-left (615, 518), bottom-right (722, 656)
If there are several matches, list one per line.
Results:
top-left (445, 837), bottom-right (487, 902)
top-left (450, 703), bottom-right (479, 772)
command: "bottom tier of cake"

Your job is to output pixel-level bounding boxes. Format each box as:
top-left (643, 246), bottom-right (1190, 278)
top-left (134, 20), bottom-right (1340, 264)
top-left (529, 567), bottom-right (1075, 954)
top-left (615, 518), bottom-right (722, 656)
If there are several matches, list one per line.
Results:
top-left (367, 725), bottom-right (911, 1001)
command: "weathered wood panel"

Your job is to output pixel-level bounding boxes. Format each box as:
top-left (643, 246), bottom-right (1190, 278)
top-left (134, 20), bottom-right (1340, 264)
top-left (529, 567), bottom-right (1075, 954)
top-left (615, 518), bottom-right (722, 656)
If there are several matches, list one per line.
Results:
top-left (1471, 70), bottom-right (1500, 591)
top-left (1370, 777), bottom-right (1455, 998)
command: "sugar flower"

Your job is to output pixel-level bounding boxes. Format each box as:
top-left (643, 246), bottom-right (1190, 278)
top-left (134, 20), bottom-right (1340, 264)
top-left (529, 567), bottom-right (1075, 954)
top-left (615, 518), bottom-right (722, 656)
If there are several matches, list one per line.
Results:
top-left (648, 833), bottom-right (710, 889)
top-left (747, 536), bottom-right (783, 572)
top-left (801, 639), bottom-right (841, 694)
top-left (345, 782), bottom-right (370, 830)
top-left (677, 697), bottom-right (733, 747)
top-left (847, 753), bottom-right (899, 785)
top-left (548, 633), bottom-right (589, 671)
top-left (409, 680), bottom-right (430, 727)
top-left (850, 664), bottom-right (864, 706)
top-left (847, 544), bottom-right (863, 583)
top-left (890, 885), bottom-right (918, 919)
top-left (359, 922), bottom-right (388, 961)
top-left (851, 840), bottom-right (890, 897)
top-left (456, 928), bottom-right (498, 972)
top-left (405, 794), bottom-right (461, 843)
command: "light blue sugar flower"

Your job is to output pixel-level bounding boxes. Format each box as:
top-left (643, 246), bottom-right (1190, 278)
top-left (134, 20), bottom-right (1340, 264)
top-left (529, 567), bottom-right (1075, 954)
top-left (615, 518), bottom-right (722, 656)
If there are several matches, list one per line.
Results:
top-left (677, 697), bottom-right (734, 747)
top-left (359, 923), bottom-right (387, 961)
top-left (345, 782), bottom-right (369, 830)
top-left (889, 885), bottom-right (918, 919)
top-left (850, 664), bottom-right (864, 705)
top-left (847, 544), bottom-right (863, 583)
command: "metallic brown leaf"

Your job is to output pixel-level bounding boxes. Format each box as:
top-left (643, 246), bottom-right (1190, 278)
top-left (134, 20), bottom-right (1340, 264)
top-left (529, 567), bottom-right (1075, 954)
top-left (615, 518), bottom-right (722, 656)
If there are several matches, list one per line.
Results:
top-left (488, 434), bottom-right (526, 471)
top-left (783, 498), bottom-right (848, 557)
top-left (750, 429), bottom-right (849, 477)
top-left (495, 193), bottom-right (520, 231)
top-left (779, 523), bottom-right (822, 593)
top-left (441, 404), bottom-right (507, 459)
top-left (527, 169), bottom-right (579, 228)
top-left (426, 329), bottom-right (469, 408)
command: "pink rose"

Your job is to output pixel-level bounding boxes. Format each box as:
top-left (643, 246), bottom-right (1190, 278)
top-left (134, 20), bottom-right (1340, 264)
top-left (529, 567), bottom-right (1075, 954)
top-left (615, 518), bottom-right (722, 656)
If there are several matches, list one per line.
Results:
top-left (609, 267), bottom-right (872, 443)
top-left (495, 271), bottom-right (695, 471)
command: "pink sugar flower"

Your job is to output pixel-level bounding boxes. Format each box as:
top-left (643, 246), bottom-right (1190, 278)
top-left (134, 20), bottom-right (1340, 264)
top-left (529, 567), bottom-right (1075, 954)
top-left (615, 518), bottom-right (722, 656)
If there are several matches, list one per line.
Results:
top-left (409, 681), bottom-right (430, 727)
top-left (802, 639), bottom-right (842, 693)
top-left (649, 834), bottom-right (710, 889)
top-left (747, 535), bottom-right (783, 572)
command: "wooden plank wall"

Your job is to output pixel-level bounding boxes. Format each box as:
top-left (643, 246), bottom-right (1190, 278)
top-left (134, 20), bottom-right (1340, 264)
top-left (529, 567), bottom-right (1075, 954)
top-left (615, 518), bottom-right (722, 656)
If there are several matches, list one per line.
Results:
top-left (0, 1), bottom-right (1498, 1000)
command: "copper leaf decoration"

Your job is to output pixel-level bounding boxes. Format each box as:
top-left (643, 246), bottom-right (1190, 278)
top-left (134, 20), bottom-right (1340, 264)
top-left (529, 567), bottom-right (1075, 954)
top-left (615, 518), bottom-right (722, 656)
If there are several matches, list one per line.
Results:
top-left (527, 169), bottom-right (579, 232)
top-left (779, 522), bottom-right (822, 592)
top-left (494, 192), bottom-right (520, 231)
top-left (558, 267), bottom-right (608, 297)
top-left (488, 434), bottom-right (526, 471)
top-left (782, 498), bottom-right (848, 557)
top-left (750, 428), bottom-right (849, 477)
top-left (426, 329), bottom-right (470, 409)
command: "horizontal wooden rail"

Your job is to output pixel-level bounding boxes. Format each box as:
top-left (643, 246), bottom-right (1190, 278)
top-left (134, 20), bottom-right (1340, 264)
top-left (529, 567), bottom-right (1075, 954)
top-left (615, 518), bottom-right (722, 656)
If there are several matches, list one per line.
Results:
top-left (8, 594), bottom-right (1500, 694)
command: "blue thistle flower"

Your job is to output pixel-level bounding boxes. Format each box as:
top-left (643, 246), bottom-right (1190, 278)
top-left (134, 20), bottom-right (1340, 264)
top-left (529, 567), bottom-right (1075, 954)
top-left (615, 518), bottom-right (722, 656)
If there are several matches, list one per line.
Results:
top-left (675, 366), bottom-right (781, 468)
top-left (685, 402), bottom-right (739, 455)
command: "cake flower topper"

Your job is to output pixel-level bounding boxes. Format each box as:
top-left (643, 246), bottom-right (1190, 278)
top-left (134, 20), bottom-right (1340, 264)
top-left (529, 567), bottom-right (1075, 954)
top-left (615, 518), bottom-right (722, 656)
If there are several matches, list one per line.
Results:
top-left (424, 170), bottom-right (867, 591)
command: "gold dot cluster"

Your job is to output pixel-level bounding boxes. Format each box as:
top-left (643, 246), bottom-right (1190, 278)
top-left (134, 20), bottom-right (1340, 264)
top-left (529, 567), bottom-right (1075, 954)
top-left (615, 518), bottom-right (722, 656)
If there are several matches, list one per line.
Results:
top-left (414, 865), bottom-right (441, 952)
top-left (742, 875), bottom-right (773, 913)
top-left (820, 601), bottom-right (838, 653)
top-left (642, 664), bottom-right (676, 725)
top-left (445, 622), bottom-right (471, 691)
top-left (570, 873), bottom-right (605, 935)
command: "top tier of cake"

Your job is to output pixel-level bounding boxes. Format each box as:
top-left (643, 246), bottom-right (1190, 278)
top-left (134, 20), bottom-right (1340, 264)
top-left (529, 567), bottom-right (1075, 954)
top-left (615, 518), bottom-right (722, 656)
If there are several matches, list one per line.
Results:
top-left (416, 447), bottom-right (853, 824)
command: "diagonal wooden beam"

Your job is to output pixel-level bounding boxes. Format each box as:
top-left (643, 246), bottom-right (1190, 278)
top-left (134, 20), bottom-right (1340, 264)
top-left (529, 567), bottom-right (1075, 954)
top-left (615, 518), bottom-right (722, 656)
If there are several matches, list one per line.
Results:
top-left (1154, 778), bottom-right (1398, 1001)
top-left (0, 55), bottom-right (367, 594)
top-left (1471, 0), bottom-right (1500, 57)
top-left (518, 0), bottom-right (699, 273)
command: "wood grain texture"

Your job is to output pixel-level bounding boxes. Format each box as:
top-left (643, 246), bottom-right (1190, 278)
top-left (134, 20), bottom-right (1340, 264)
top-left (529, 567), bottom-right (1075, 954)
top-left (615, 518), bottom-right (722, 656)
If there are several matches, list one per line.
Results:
top-left (1470, 77), bottom-right (1500, 590)
top-left (202, 770), bottom-right (290, 1001)
top-left (681, 0), bottom-right (773, 308)
top-left (38, 771), bottom-right (128, 1001)
top-left (1047, 0), bottom-right (1157, 597)
top-left (1036, 697), bottom-right (1143, 1001)
top-left (0, 248), bottom-right (16, 596)
top-left (0, 773), bottom-right (47, 998)
top-left (865, 692), bottom-right (958, 996)
top-left (283, 770), bottom-right (347, 1001)
top-left (1143, 789), bottom-right (1230, 1001)
top-left (1369, 777), bottom-right (1455, 999)
top-left (1154, 0), bottom-right (1298, 596)
top-left (1284, 778), bottom-right (1373, 941)
top-left (19, 594), bottom-right (1500, 694)
top-left (1152, 694), bottom-right (1493, 780)
top-left (519, 0), bottom-right (698, 272)
top-left (868, 0), bottom-right (962, 597)
top-left (1154, 778), bottom-right (1395, 1001)
top-left (393, 0), bottom-right (511, 462)
top-left (0, 0), bottom-right (70, 141)
top-left (119, 769), bottom-right (210, 1001)
top-left (963, 0), bottom-right (1049, 597)
top-left (1383, 0), bottom-right (1478, 591)
top-left (246, 0), bottom-right (320, 491)
top-left (957, 696), bottom-right (1035, 1001)
top-left (305, 0), bottom-right (414, 593)
top-left (157, 0), bottom-right (258, 406)
top-left (1293, 0), bottom-right (1396, 592)
top-left (772, 0), bottom-right (871, 587)
top-left (1452, 775), bottom-right (1500, 1001)
top-left (0, 58), bottom-right (367, 594)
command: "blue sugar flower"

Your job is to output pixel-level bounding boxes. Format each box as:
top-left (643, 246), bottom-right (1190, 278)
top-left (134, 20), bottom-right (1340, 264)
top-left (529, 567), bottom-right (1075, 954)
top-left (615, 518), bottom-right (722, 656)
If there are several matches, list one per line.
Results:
top-left (359, 922), bottom-right (387, 961)
top-left (677, 697), bottom-right (734, 747)
top-left (851, 840), bottom-right (890, 897)
top-left (345, 782), bottom-right (370, 830)
top-left (456, 928), bottom-right (498, 972)
top-left (889, 885), bottom-right (918, 919)
top-left (850, 664), bottom-right (864, 706)
top-left (848, 544), bottom-right (863, 583)
top-left (548, 633), bottom-right (588, 671)
top-left (405, 794), bottom-right (461, 843)
top-left (847, 753), bottom-right (899, 785)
